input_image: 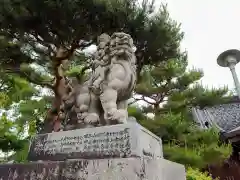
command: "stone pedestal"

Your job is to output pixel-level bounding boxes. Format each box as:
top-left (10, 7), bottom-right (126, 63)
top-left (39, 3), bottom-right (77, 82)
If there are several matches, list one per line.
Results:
top-left (28, 123), bottom-right (163, 161)
top-left (0, 123), bottom-right (186, 180)
top-left (0, 158), bottom-right (185, 180)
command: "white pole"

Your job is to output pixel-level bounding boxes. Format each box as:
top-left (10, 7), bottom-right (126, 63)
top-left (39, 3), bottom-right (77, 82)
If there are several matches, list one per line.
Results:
top-left (229, 64), bottom-right (240, 99)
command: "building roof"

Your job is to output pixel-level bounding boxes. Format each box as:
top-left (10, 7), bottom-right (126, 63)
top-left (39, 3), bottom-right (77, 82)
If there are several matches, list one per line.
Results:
top-left (192, 96), bottom-right (240, 135)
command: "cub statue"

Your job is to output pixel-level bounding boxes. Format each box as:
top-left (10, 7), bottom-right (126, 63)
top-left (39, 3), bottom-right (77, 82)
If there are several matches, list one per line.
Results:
top-left (74, 32), bottom-right (137, 127)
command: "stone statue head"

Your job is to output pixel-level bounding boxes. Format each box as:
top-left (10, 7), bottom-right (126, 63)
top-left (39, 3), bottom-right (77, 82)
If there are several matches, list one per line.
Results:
top-left (97, 33), bottom-right (111, 45)
top-left (108, 32), bottom-right (135, 64)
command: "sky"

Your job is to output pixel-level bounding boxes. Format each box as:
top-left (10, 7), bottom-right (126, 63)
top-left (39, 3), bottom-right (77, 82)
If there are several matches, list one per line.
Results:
top-left (155, 0), bottom-right (240, 91)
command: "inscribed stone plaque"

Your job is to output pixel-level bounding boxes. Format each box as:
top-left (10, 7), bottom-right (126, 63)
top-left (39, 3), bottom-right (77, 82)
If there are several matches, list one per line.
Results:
top-left (28, 122), bottom-right (163, 161)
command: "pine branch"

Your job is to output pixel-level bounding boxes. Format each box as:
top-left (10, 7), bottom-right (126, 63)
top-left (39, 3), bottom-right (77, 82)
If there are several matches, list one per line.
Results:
top-left (54, 40), bottom-right (92, 61)
top-left (5, 68), bottom-right (54, 89)
top-left (133, 95), bottom-right (157, 105)
top-left (23, 36), bottom-right (51, 57)
top-left (20, 71), bottom-right (54, 89)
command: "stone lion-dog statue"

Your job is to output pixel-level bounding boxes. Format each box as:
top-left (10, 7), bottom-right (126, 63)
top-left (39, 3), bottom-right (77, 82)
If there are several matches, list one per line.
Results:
top-left (74, 32), bottom-right (137, 127)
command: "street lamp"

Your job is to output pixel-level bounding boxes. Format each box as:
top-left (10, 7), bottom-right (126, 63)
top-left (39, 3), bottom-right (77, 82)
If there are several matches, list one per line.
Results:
top-left (217, 49), bottom-right (240, 99)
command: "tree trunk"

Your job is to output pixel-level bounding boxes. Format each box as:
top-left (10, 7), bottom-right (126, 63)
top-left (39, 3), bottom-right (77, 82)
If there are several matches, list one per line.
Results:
top-left (42, 47), bottom-right (73, 133)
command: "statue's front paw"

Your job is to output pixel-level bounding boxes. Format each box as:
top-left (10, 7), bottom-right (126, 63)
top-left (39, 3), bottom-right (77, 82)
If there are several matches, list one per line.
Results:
top-left (84, 113), bottom-right (100, 125)
top-left (113, 110), bottom-right (127, 124)
top-left (77, 112), bottom-right (88, 121)
top-left (106, 109), bottom-right (127, 124)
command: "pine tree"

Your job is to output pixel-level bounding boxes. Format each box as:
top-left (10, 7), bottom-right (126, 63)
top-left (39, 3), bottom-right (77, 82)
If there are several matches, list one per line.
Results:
top-left (0, 0), bottom-right (185, 133)
top-left (128, 38), bottom-right (232, 170)
top-left (134, 58), bottom-right (230, 114)
top-left (0, 0), bottom-right (186, 159)
top-left (141, 112), bottom-right (231, 169)
top-left (0, 73), bottom-right (37, 157)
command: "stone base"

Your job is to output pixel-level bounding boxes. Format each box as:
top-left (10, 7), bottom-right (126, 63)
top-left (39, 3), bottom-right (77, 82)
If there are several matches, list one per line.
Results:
top-left (0, 158), bottom-right (186, 180)
top-left (28, 123), bottom-right (163, 161)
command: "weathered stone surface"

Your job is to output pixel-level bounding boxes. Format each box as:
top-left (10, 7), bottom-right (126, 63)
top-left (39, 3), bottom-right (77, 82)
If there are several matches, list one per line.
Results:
top-left (0, 161), bottom-right (61, 180)
top-left (28, 123), bottom-right (163, 161)
top-left (0, 158), bottom-right (186, 180)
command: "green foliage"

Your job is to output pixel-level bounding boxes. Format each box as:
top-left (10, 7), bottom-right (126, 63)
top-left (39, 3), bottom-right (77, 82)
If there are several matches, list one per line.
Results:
top-left (9, 140), bottom-right (30, 163)
top-left (0, 92), bottom-right (9, 108)
top-left (19, 63), bottom-right (53, 89)
top-left (132, 30), bottom-right (231, 171)
top-left (66, 64), bottom-right (90, 83)
top-left (186, 168), bottom-right (216, 180)
top-left (165, 84), bottom-right (230, 111)
top-left (164, 143), bottom-right (231, 169)
top-left (0, 113), bottom-right (26, 152)
top-left (0, 0), bottom-right (184, 79)
top-left (127, 105), bottom-right (148, 122)
top-left (140, 112), bottom-right (231, 169)
top-left (0, 74), bottom-right (37, 108)
top-left (0, 74), bottom-right (44, 154)
top-left (16, 97), bottom-right (50, 135)
top-left (135, 57), bottom-right (229, 114)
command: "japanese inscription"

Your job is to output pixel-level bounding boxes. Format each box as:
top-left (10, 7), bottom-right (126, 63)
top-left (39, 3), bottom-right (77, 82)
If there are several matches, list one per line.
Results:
top-left (44, 128), bottom-right (130, 155)
top-left (28, 127), bottom-right (131, 161)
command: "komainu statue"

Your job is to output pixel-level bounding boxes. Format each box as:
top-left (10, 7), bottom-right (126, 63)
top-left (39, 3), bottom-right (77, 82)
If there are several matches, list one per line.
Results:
top-left (73, 32), bottom-right (136, 128)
